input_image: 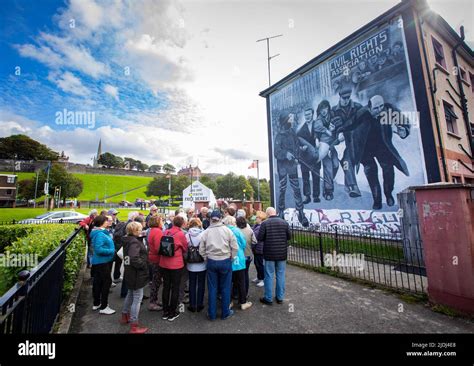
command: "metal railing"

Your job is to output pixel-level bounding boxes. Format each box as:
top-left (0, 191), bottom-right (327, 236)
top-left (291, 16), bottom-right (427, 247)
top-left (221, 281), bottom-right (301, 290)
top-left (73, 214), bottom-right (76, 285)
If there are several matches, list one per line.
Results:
top-left (288, 225), bottom-right (426, 294)
top-left (0, 227), bottom-right (83, 333)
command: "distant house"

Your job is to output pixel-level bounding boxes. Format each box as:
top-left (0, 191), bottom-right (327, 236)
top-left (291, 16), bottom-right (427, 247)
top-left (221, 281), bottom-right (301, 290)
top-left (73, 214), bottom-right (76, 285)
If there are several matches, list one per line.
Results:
top-left (177, 165), bottom-right (202, 179)
top-left (0, 174), bottom-right (17, 207)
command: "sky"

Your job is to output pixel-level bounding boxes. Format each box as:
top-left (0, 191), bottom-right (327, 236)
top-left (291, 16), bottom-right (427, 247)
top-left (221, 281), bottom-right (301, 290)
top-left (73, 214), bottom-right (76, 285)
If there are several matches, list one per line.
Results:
top-left (0, 0), bottom-right (472, 179)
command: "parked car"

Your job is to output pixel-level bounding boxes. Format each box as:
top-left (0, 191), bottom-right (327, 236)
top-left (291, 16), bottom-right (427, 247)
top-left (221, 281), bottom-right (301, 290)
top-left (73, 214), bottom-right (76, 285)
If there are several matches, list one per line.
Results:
top-left (18, 211), bottom-right (88, 224)
top-left (119, 200), bottom-right (132, 207)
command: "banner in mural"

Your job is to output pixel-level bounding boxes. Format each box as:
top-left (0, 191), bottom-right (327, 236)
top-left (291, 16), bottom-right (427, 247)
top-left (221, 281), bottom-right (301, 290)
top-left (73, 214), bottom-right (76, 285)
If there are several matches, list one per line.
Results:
top-left (268, 16), bottom-right (427, 232)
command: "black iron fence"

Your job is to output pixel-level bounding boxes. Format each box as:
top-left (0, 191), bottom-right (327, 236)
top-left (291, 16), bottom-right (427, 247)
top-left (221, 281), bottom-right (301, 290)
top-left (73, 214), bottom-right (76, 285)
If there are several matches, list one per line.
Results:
top-left (0, 227), bottom-right (83, 333)
top-left (288, 225), bottom-right (426, 294)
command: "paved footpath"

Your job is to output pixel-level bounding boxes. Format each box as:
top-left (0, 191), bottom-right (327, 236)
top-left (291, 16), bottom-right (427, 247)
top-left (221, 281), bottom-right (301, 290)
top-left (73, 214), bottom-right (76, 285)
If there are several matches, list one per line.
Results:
top-left (70, 265), bottom-right (474, 333)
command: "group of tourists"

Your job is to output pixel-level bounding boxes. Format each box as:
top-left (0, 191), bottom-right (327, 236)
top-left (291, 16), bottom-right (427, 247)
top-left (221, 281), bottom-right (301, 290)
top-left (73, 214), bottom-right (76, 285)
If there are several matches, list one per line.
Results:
top-left (80, 202), bottom-right (292, 333)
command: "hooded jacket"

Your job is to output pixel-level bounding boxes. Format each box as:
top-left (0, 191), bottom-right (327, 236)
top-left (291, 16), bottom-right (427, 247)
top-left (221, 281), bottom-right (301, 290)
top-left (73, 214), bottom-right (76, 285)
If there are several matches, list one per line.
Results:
top-left (123, 235), bottom-right (149, 290)
top-left (186, 227), bottom-right (206, 272)
top-left (90, 228), bottom-right (115, 265)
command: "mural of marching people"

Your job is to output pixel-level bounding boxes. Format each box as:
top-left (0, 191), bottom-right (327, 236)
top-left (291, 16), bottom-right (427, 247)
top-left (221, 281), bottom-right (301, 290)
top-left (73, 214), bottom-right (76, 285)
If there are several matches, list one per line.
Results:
top-left (268, 16), bottom-right (426, 230)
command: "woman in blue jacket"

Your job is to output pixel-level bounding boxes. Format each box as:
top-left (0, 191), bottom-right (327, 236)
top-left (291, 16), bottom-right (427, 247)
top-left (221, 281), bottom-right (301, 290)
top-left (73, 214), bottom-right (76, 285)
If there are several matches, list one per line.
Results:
top-left (223, 216), bottom-right (252, 311)
top-left (90, 215), bottom-right (116, 315)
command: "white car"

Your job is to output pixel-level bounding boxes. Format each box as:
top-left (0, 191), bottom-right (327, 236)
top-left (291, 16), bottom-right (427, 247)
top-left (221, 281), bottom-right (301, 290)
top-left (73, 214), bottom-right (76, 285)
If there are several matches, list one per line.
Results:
top-left (18, 211), bottom-right (88, 224)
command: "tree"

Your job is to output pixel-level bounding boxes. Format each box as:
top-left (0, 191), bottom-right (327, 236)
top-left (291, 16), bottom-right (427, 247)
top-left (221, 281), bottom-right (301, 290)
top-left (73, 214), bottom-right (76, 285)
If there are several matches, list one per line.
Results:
top-left (98, 152), bottom-right (123, 168)
top-left (20, 164), bottom-right (84, 204)
top-left (199, 175), bottom-right (217, 192)
top-left (171, 175), bottom-right (190, 200)
top-left (124, 157), bottom-right (139, 170)
top-left (137, 162), bottom-right (149, 172)
top-left (215, 173), bottom-right (253, 200)
top-left (162, 163), bottom-right (176, 174)
top-left (0, 135), bottom-right (59, 160)
top-left (18, 179), bottom-right (37, 200)
top-left (149, 164), bottom-right (162, 173)
top-left (145, 176), bottom-right (169, 199)
top-left (248, 177), bottom-right (270, 201)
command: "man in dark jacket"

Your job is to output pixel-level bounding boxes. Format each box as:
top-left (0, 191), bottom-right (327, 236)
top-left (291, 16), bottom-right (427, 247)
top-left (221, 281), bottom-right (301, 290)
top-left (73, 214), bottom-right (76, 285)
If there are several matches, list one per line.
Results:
top-left (297, 108), bottom-right (321, 204)
top-left (350, 95), bottom-right (410, 209)
top-left (257, 207), bottom-right (291, 305)
top-left (274, 112), bottom-right (309, 227)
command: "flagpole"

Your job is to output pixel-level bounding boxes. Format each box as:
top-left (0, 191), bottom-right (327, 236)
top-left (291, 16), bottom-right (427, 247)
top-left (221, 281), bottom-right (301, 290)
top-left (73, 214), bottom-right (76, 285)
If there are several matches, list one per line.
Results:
top-left (256, 160), bottom-right (260, 202)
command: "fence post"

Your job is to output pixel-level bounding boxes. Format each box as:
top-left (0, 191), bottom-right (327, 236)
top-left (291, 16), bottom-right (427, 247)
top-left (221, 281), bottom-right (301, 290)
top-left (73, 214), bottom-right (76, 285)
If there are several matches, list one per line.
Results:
top-left (335, 225), bottom-right (339, 253)
top-left (319, 232), bottom-right (325, 267)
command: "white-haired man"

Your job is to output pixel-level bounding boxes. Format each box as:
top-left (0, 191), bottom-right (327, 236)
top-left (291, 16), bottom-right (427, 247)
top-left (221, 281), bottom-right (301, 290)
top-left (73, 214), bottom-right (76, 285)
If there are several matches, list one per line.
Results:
top-left (257, 207), bottom-right (291, 305)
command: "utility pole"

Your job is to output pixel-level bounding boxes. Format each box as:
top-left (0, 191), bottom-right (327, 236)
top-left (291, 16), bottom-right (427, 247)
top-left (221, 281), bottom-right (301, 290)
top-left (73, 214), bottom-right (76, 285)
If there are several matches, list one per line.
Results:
top-left (256, 34), bottom-right (283, 86)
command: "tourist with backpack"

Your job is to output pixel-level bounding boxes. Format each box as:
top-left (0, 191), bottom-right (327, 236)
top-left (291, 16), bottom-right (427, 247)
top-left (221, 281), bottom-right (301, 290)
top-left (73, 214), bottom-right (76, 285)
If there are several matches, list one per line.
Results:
top-left (121, 221), bottom-right (149, 333)
top-left (199, 211), bottom-right (238, 320)
top-left (159, 215), bottom-right (188, 321)
top-left (147, 216), bottom-right (164, 311)
top-left (185, 218), bottom-right (206, 312)
top-left (90, 215), bottom-right (116, 315)
top-left (224, 216), bottom-right (252, 311)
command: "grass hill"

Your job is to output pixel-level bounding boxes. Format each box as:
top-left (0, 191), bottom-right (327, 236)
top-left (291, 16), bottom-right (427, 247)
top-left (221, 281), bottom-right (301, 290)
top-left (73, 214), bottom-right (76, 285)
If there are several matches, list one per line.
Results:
top-left (1, 171), bottom-right (154, 202)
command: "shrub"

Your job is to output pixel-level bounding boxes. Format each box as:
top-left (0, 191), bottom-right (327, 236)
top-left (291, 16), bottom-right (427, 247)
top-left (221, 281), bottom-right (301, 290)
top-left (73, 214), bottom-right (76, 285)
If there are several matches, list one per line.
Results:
top-left (0, 225), bottom-right (36, 253)
top-left (0, 225), bottom-right (86, 297)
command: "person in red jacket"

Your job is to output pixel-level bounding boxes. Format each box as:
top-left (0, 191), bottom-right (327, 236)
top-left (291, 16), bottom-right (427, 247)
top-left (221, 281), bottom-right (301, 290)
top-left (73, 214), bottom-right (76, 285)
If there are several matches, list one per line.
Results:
top-left (147, 216), bottom-right (164, 311)
top-left (79, 209), bottom-right (98, 269)
top-left (160, 215), bottom-right (188, 321)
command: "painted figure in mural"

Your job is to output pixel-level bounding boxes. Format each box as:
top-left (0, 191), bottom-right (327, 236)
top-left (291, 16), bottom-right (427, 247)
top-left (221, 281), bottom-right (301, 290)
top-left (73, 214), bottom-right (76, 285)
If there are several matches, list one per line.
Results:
top-left (350, 95), bottom-right (411, 210)
top-left (313, 100), bottom-right (344, 201)
top-left (274, 113), bottom-right (309, 227)
top-left (332, 83), bottom-right (363, 198)
top-left (296, 108), bottom-right (321, 204)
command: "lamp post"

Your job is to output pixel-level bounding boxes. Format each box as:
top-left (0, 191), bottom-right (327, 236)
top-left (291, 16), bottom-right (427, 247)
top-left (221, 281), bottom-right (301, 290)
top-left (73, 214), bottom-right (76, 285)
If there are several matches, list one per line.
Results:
top-left (166, 175), bottom-right (171, 207)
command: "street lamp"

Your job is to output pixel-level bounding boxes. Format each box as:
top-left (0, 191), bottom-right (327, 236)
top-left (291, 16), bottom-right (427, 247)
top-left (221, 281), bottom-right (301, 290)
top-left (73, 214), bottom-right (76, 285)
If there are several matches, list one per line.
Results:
top-left (243, 189), bottom-right (246, 203)
top-left (166, 175), bottom-right (171, 207)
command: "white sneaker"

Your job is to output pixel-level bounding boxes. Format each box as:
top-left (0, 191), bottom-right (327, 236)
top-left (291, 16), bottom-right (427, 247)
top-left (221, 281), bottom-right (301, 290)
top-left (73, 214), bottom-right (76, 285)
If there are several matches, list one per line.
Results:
top-left (251, 278), bottom-right (259, 283)
top-left (229, 302), bottom-right (233, 309)
top-left (92, 305), bottom-right (101, 311)
top-left (99, 306), bottom-right (116, 315)
top-left (241, 302), bottom-right (252, 310)
top-left (256, 280), bottom-right (264, 287)
top-left (111, 282), bottom-right (117, 288)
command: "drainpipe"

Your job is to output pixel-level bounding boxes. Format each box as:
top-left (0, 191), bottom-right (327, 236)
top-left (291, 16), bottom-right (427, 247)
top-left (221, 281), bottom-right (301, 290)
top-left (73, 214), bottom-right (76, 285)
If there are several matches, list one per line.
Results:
top-left (452, 26), bottom-right (474, 157)
top-left (416, 10), bottom-right (449, 181)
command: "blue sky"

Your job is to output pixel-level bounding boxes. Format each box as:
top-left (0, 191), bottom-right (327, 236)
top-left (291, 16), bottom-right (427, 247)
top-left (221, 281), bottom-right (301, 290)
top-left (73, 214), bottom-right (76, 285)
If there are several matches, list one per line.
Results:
top-left (0, 0), bottom-right (472, 176)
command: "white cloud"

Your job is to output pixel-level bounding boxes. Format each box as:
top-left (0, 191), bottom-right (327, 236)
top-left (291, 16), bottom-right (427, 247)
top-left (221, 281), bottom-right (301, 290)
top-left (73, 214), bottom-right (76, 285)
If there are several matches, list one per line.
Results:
top-left (15, 44), bottom-right (63, 68)
top-left (48, 71), bottom-right (90, 96)
top-left (103, 84), bottom-right (119, 101)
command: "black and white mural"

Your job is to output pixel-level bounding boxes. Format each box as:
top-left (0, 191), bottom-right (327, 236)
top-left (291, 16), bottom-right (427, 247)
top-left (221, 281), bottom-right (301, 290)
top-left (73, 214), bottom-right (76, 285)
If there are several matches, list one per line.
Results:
top-left (268, 16), bottom-right (427, 232)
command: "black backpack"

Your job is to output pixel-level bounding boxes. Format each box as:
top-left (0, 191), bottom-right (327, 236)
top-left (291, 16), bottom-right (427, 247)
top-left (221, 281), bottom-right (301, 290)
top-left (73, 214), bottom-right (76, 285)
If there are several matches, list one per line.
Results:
top-left (159, 230), bottom-right (176, 257)
top-left (186, 234), bottom-right (204, 263)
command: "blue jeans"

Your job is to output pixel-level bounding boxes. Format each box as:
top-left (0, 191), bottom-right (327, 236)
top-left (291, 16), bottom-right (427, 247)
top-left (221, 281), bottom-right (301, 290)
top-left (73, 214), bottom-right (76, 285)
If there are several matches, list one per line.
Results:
top-left (207, 258), bottom-right (232, 320)
top-left (189, 270), bottom-right (206, 308)
top-left (122, 287), bottom-right (144, 323)
top-left (264, 260), bottom-right (286, 302)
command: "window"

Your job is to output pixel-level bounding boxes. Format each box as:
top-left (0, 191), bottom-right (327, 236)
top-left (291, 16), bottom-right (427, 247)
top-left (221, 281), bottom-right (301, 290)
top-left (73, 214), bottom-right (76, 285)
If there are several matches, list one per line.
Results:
top-left (470, 72), bottom-right (474, 93)
top-left (6, 189), bottom-right (12, 195)
top-left (443, 101), bottom-right (458, 134)
top-left (452, 176), bottom-right (461, 183)
top-left (432, 37), bottom-right (446, 69)
top-left (6, 176), bottom-right (15, 184)
top-left (460, 67), bottom-right (467, 82)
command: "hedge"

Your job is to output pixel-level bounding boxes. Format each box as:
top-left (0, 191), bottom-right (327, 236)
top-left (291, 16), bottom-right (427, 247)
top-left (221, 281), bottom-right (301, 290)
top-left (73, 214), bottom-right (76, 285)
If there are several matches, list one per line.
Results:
top-left (0, 224), bottom-right (86, 297)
